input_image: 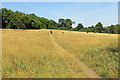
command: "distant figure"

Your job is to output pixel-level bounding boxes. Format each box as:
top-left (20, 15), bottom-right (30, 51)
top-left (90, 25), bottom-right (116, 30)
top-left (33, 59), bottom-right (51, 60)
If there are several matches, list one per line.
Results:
top-left (62, 32), bottom-right (64, 34)
top-left (50, 30), bottom-right (53, 34)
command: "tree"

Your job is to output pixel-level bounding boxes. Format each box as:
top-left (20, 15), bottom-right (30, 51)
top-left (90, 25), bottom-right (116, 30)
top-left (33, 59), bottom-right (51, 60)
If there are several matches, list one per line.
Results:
top-left (58, 18), bottom-right (66, 27)
top-left (95, 22), bottom-right (104, 33)
top-left (1, 8), bottom-right (59, 29)
top-left (58, 18), bottom-right (74, 29)
top-left (110, 25), bottom-right (115, 34)
top-left (1, 8), bottom-right (120, 34)
top-left (76, 23), bottom-right (84, 30)
top-left (48, 20), bottom-right (58, 29)
top-left (65, 19), bottom-right (73, 29)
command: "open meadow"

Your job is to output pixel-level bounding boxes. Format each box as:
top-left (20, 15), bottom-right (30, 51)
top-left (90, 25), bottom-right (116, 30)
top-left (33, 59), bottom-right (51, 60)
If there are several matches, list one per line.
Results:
top-left (2, 29), bottom-right (118, 78)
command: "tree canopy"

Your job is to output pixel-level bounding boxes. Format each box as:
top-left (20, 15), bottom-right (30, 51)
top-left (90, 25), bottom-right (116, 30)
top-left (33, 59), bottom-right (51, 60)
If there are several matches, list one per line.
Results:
top-left (1, 8), bottom-right (120, 34)
top-left (1, 8), bottom-right (73, 30)
top-left (58, 18), bottom-right (74, 29)
top-left (76, 23), bottom-right (84, 30)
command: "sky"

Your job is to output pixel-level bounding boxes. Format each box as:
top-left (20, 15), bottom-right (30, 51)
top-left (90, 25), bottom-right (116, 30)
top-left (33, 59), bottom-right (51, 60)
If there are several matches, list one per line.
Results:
top-left (1, 2), bottom-right (118, 27)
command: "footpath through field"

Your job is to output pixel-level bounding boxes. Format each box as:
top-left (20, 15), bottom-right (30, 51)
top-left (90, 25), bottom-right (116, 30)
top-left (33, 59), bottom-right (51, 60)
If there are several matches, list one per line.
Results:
top-left (50, 33), bottom-right (101, 78)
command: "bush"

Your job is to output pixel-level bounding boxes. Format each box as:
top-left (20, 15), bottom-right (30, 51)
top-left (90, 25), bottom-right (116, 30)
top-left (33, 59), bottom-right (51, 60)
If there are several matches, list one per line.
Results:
top-left (79, 28), bottom-right (86, 32)
top-left (69, 28), bottom-right (78, 31)
top-left (58, 27), bottom-right (68, 30)
top-left (6, 26), bottom-right (11, 29)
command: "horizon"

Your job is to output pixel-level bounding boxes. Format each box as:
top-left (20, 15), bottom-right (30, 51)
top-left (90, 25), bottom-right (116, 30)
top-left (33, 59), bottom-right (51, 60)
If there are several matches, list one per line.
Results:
top-left (1, 2), bottom-right (118, 27)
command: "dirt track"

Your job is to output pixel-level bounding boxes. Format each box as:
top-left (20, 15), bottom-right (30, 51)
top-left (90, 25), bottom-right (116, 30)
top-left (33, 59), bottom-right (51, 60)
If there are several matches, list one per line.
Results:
top-left (50, 33), bottom-right (101, 78)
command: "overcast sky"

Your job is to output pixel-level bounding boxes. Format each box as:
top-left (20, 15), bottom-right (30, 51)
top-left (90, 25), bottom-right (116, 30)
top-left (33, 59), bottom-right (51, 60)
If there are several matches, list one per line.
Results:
top-left (1, 2), bottom-right (118, 27)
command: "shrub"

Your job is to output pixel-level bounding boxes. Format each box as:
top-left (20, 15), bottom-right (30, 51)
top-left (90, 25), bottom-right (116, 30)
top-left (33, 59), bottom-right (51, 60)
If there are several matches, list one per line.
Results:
top-left (69, 28), bottom-right (78, 31)
top-left (58, 27), bottom-right (68, 30)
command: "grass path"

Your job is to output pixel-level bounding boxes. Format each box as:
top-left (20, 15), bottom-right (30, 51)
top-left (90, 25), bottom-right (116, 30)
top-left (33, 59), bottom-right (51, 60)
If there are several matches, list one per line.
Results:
top-left (50, 33), bottom-right (101, 78)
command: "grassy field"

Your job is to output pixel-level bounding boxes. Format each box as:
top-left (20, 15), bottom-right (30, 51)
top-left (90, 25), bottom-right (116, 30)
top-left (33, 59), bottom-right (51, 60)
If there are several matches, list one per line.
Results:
top-left (53, 30), bottom-right (118, 78)
top-left (2, 29), bottom-right (118, 78)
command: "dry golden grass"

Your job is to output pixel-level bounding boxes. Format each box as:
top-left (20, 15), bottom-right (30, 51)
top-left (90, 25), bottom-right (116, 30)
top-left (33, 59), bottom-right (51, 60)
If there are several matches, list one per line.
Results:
top-left (52, 30), bottom-right (118, 78)
top-left (53, 30), bottom-right (118, 55)
top-left (2, 29), bottom-right (118, 78)
top-left (2, 29), bottom-right (88, 78)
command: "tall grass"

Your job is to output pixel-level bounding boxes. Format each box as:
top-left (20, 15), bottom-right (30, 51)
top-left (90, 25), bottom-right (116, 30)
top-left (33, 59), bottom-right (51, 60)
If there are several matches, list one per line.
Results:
top-left (2, 29), bottom-right (87, 78)
top-left (2, 29), bottom-right (118, 78)
top-left (53, 30), bottom-right (118, 78)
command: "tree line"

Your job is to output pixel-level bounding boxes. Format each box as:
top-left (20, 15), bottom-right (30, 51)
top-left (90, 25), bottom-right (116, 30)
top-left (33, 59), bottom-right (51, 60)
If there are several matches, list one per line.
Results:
top-left (72, 22), bottom-right (120, 34)
top-left (1, 8), bottom-right (120, 34)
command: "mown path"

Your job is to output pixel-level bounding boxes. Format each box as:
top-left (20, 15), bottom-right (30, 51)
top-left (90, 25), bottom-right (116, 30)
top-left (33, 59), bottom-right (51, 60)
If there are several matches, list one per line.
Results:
top-left (50, 33), bottom-right (101, 78)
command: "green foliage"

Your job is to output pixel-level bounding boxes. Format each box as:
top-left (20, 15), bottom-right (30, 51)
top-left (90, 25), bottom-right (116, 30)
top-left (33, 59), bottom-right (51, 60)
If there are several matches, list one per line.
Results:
top-left (81, 43), bottom-right (119, 78)
top-left (1, 8), bottom-right (120, 34)
top-left (1, 8), bottom-right (59, 29)
top-left (58, 18), bottom-right (74, 29)
top-left (79, 28), bottom-right (86, 32)
top-left (65, 19), bottom-right (74, 29)
top-left (76, 23), bottom-right (84, 30)
top-left (69, 28), bottom-right (78, 31)
top-left (58, 27), bottom-right (68, 30)
top-left (75, 22), bottom-right (120, 34)
top-left (95, 22), bottom-right (104, 33)
top-left (1, 8), bottom-right (75, 30)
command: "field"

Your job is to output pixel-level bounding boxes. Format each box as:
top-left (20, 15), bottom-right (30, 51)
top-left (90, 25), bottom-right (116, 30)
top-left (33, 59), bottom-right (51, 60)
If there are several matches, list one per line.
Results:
top-left (2, 29), bottom-right (118, 78)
